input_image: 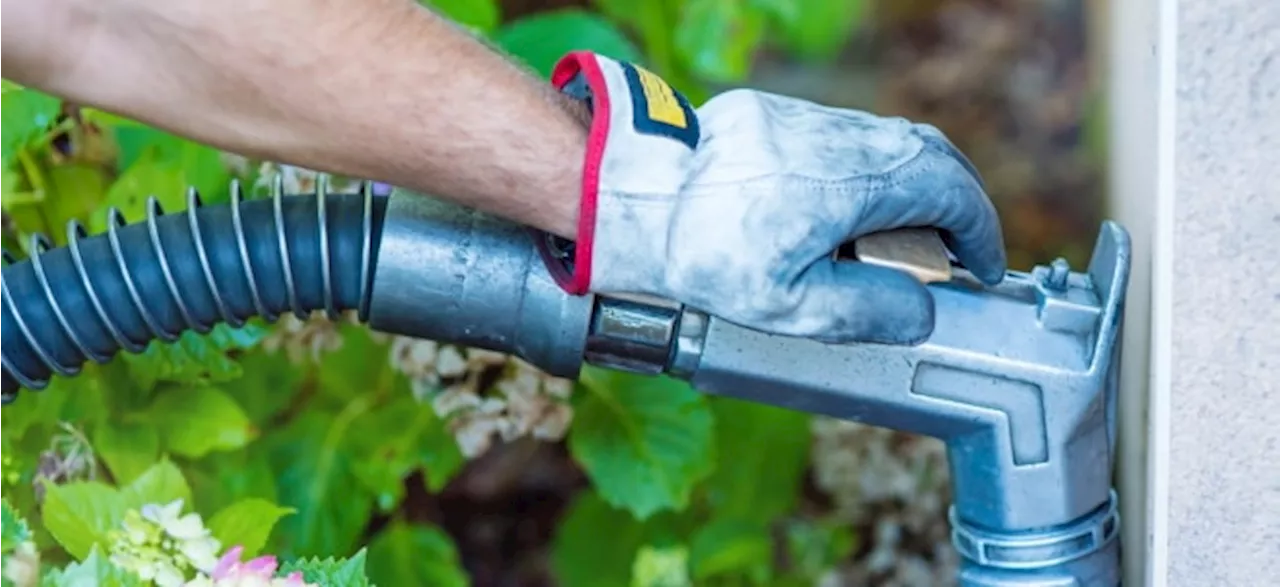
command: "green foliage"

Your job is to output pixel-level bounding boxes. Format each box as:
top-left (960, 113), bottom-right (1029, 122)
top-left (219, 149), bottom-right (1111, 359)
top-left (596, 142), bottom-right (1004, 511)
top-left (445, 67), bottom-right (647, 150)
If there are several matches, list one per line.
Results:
top-left (570, 368), bottom-right (716, 519)
top-left (366, 521), bottom-right (470, 587)
top-left (495, 9), bottom-right (644, 78)
top-left (123, 323), bottom-right (269, 390)
top-left (675, 0), bottom-right (769, 83)
top-left (41, 459), bottom-right (192, 560)
top-left (2, 81), bottom-right (61, 173)
top-left (2, 499), bottom-right (32, 553)
top-left (0, 2), bottom-right (868, 584)
top-left (768, 0), bottom-right (869, 62)
top-left (589, 0), bottom-right (871, 103)
top-left (279, 549), bottom-right (372, 587)
top-left (206, 498), bottom-right (295, 558)
top-left (40, 547), bottom-right (146, 587)
top-left (703, 397), bottom-right (811, 523)
top-left (632, 545), bottom-right (692, 587)
top-left (421, 0), bottom-right (501, 34)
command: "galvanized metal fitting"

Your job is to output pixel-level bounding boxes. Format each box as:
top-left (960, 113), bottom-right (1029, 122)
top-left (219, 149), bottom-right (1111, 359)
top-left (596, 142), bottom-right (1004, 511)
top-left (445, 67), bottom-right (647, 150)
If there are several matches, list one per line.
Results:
top-left (583, 294), bottom-right (681, 375)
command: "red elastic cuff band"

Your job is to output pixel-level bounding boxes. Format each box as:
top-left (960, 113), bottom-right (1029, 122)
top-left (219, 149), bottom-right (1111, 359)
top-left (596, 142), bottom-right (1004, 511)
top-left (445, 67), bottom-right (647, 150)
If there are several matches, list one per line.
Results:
top-left (543, 51), bottom-right (610, 296)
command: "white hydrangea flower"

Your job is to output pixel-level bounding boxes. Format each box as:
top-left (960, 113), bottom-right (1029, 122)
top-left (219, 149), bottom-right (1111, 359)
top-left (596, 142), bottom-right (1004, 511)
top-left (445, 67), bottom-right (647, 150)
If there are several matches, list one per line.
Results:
top-left (434, 346), bottom-right (468, 378)
top-left (388, 336), bottom-right (440, 381)
top-left (413, 351), bottom-right (577, 458)
top-left (110, 499), bottom-right (222, 585)
top-left (260, 312), bottom-right (344, 365)
top-left (140, 500), bottom-right (221, 573)
top-left (3, 540), bottom-right (39, 587)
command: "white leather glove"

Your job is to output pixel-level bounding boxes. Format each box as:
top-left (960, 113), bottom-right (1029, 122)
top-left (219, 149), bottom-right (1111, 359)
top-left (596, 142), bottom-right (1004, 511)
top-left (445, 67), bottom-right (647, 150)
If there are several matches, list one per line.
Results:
top-left (537, 52), bottom-right (1006, 345)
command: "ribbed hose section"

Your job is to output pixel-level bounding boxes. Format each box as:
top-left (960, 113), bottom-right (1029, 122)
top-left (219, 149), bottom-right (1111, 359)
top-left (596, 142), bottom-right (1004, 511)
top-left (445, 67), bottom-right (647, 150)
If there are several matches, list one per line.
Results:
top-left (0, 177), bottom-right (387, 403)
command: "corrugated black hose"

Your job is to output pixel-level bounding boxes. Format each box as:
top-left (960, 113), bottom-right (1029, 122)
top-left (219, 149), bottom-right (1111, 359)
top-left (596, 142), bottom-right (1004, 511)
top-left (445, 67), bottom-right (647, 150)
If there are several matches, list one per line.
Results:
top-left (0, 177), bottom-right (387, 403)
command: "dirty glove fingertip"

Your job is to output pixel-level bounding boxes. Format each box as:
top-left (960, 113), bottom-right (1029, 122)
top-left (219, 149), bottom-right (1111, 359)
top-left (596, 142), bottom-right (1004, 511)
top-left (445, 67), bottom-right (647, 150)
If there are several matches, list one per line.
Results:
top-left (807, 262), bottom-right (936, 346)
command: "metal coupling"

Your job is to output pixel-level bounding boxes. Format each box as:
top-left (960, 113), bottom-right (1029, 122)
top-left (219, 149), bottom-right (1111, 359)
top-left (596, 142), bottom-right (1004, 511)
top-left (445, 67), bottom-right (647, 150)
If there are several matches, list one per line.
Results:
top-left (581, 294), bottom-right (712, 379)
top-left (584, 294), bottom-right (681, 375)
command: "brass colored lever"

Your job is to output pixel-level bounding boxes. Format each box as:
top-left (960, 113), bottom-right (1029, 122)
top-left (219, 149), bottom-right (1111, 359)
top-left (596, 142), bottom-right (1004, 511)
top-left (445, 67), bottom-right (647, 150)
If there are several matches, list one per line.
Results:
top-left (842, 228), bottom-right (953, 284)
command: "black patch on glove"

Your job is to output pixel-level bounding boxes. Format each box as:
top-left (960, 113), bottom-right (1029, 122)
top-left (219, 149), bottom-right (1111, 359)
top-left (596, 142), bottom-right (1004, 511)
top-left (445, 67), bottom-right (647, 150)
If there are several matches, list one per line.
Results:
top-left (620, 62), bottom-right (700, 150)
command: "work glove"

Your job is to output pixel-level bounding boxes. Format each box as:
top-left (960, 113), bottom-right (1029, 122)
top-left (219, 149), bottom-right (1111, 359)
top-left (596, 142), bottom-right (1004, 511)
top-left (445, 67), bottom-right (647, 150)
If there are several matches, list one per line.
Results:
top-left (537, 51), bottom-right (1007, 345)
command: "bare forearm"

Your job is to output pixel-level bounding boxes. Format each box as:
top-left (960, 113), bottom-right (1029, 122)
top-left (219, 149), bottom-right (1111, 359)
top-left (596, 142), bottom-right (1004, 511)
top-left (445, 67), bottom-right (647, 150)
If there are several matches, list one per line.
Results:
top-left (1, 0), bottom-right (585, 238)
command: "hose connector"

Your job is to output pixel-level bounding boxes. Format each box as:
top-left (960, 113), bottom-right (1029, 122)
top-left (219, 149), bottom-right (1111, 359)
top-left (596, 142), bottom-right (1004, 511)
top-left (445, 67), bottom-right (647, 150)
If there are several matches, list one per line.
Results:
top-left (363, 193), bottom-right (593, 379)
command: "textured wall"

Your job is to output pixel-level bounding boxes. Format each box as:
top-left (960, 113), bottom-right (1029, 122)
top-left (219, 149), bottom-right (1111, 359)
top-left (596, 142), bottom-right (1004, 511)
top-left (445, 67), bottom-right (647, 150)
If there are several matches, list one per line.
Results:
top-left (1169, 0), bottom-right (1280, 584)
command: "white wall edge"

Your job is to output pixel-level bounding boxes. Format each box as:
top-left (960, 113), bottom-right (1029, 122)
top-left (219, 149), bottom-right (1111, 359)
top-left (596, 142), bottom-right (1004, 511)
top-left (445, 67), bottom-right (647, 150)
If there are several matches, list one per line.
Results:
top-left (1104, 0), bottom-right (1177, 580)
top-left (1145, 0), bottom-right (1177, 581)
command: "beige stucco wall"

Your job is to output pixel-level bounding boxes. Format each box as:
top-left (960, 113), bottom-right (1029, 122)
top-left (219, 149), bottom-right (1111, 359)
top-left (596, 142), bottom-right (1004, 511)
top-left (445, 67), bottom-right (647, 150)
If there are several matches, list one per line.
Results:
top-left (1108, 0), bottom-right (1278, 584)
top-left (1165, 0), bottom-right (1280, 584)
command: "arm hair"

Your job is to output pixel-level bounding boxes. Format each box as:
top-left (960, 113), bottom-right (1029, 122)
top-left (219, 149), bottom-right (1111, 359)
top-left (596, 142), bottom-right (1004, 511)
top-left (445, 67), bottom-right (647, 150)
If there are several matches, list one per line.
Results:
top-left (1, 0), bottom-right (586, 238)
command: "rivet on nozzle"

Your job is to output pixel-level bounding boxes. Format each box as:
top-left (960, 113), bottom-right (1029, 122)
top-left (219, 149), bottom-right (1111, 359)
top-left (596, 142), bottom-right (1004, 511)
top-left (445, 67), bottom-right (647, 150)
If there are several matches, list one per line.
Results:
top-left (1043, 257), bottom-right (1071, 291)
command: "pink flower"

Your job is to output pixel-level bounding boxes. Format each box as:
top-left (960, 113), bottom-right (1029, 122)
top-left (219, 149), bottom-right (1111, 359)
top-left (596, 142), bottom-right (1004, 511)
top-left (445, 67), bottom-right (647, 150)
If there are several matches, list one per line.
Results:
top-left (206, 546), bottom-right (314, 586)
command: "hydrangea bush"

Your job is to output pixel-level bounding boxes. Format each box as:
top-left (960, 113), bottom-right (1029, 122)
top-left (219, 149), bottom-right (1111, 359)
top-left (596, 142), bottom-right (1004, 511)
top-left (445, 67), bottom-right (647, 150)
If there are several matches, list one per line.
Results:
top-left (0, 1), bottom-right (903, 585)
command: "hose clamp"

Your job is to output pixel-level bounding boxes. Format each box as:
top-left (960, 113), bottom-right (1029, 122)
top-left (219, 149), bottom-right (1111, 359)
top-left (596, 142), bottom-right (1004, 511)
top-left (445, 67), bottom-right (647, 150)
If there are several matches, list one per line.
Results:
top-left (950, 489), bottom-right (1120, 570)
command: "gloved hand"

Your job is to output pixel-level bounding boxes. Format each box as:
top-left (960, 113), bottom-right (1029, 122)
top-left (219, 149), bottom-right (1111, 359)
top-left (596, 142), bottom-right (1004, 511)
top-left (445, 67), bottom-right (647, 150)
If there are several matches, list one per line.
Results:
top-left (537, 52), bottom-right (1006, 345)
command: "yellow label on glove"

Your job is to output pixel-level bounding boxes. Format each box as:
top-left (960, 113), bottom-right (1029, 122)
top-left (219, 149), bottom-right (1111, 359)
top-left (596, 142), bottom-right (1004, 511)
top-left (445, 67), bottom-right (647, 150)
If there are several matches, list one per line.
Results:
top-left (620, 61), bottom-right (700, 150)
top-left (634, 66), bottom-right (687, 129)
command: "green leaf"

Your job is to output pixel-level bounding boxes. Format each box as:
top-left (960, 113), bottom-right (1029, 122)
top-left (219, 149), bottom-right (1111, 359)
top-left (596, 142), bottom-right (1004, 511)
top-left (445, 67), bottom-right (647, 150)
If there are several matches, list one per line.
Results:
top-left (674, 0), bottom-right (768, 83)
top-left (366, 521), bottom-right (469, 587)
top-left (569, 368), bottom-right (715, 519)
top-left (420, 411), bottom-right (466, 494)
top-left (207, 498), bottom-right (294, 558)
top-left (279, 548), bottom-right (371, 587)
top-left (1, 379), bottom-right (72, 440)
top-left (495, 9), bottom-right (643, 78)
top-left (123, 323), bottom-right (268, 389)
top-left (108, 126), bottom-right (231, 202)
top-left (91, 420), bottom-right (159, 485)
top-left (552, 491), bottom-right (649, 587)
top-left (587, 0), bottom-right (710, 101)
top-left (769, 0), bottom-right (867, 62)
top-left (421, 0), bottom-right (501, 33)
top-left (688, 518), bottom-right (772, 582)
top-left (267, 409), bottom-right (375, 557)
top-left (39, 460), bottom-right (191, 560)
top-left (346, 394), bottom-right (444, 511)
top-left (187, 447), bottom-right (279, 517)
top-left (92, 144), bottom-right (187, 229)
top-left (79, 109), bottom-right (150, 129)
top-left (42, 162), bottom-right (114, 237)
top-left (2, 499), bottom-right (32, 553)
top-left (120, 458), bottom-right (193, 510)
top-left (147, 385), bottom-right (255, 458)
top-left (222, 346), bottom-right (304, 426)
top-left (703, 398), bottom-right (810, 523)
top-left (781, 517), bottom-right (856, 582)
top-left (316, 324), bottom-right (392, 404)
top-left (748, 0), bottom-right (799, 26)
top-left (40, 546), bottom-right (146, 587)
top-left (631, 544), bottom-right (691, 587)
top-left (39, 481), bottom-right (124, 560)
top-left (1, 82), bottom-right (60, 169)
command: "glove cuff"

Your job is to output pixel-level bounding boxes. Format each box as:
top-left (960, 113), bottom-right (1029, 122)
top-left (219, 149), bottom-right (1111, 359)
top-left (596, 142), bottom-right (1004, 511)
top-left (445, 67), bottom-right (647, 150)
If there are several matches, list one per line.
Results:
top-left (534, 51), bottom-right (700, 296)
